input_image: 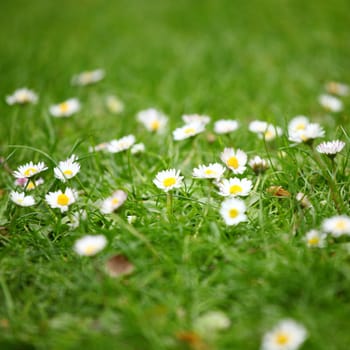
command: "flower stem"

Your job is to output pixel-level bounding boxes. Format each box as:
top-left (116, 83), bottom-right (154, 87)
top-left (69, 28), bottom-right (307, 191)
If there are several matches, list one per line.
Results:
top-left (166, 192), bottom-right (173, 220)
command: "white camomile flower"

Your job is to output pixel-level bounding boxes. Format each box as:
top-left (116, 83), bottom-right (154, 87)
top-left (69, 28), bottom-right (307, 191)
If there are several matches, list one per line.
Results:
top-left (192, 163), bottom-right (225, 179)
top-left (182, 114), bottom-right (211, 125)
top-left (49, 98), bottom-right (81, 118)
top-left (288, 116), bottom-right (310, 134)
top-left (288, 123), bottom-right (325, 144)
top-left (45, 188), bottom-right (77, 212)
top-left (249, 120), bottom-right (269, 134)
top-left (106, 95), bottom-right (124, 114)
top-left (106, 135), bottom-right (136, 153)
top-left (13, 161), bottom-right (48, 179)
top-left (74, 235), bottom-right (107, 256)
top-left (131, 143), bottom-right (145, 154)
top-left (260, 124), bottom-right (283, 141)
top-left (54, 154), bottom-right (80, 182)
top-left (249, 156), bottom-right (269, 174)
top-left (100, 190), bottom-right (127, 214)
top-left (218, 178), bottom-right (252, 197)
top-left (322, 215), bottom-right (350, 237)
top-left (305, 229), bottom-right (327, 248)
top-left (220, 148), bottom-right (247, 174)
top-left (214, 119), bottom-right (239, 134)
top-left (10, 191), bottom-right (35, 207)
top-left (153, 169), bottom-right (183, 192)
top-left (220, 198), bottom-right (247, 226)
top-left (6, 88), bottom-right (38, 105)
top-left (316, 140), bottom-right (345, 156)
top-left (71, 69), bottom-right (105, 86)
top-left (137, 108), bottom-right (168, 133)
top-left (319, 94), bottom-right (343, 112)
top-left (173, 121), bottom-right (205, 141)
top-left (89, 142), bottom-right (109, 152)
top-left (325, 81), bottom-right (349, 96)
top-left (261, 319), bottom-right (307, 350)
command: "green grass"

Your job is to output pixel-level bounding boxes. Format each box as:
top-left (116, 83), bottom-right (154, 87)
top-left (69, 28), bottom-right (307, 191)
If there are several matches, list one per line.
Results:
top-left (1, 0), bottom-right (350, 349)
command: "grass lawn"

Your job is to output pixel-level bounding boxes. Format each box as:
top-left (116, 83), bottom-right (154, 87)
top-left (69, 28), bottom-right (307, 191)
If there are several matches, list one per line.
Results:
top-left (1, 0), bottom-right (350, 349)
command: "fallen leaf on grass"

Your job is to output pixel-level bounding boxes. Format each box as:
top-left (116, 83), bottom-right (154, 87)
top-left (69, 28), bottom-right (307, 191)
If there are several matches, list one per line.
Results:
top-left (267, 186), bottom-right (291, 197)
top-left (105, 254), bottom-right (135, 277)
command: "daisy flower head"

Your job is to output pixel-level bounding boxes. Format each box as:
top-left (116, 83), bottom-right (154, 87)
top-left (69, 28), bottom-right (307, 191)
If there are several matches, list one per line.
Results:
top-left (326, 81), bottom-right (349, 96)
top-left (15, 177), bottom-right (44, 190)
top-left (220, 148), bottom-right (247, 174)
top-left (249, 156), bottom-right (269, 174)
top-left (192, 163), bottom-right (225, 179)
top-left (316, 140), bottom-right (345, 157)
top-left (45, 188), bottom-right (77, 212)
top-left (6, 88), bottom-right (38, 105)
top-left (218, 178), bottom-right (252, 197)
top-left (288, 123), bottom-right (325, 144)
top-left (10, 191), bottom-right (35, 207)
top-left (54, 154), bottom-right (80, 182)
top-left (249, 120), bottom-right (268, 134)
top-left (89, 142), bottom-right (109, 152)
top-left (13, 161), bottom-right (47, 179)
top-left (106, 95), bottom-right (124, 114)
top-left (261, 319), bottom-right (307, 350)
top-left (74, 235), bottom-right (107, 256)
top-left (220, 198), bottom-right (247, 226)
top-left (173, 121), bottom-right (205, 141)
top-left (106, 135), bottom-right (136, 153)
top-left (322, 215), bottom-right (350, 237)
top-left (182, 114), bottom-right (211, 126)
top-left (214, 119), bottom-right (239, 134)
top-left (319, 94), bottom-right (343, 112)
top-left (305, 229), bottom-right (327, 248)
top-left (288, 116), bottom-right (310, 135)
top-left (71, 68), bottom-right (105, 86)
top-left (153, 169), bottom-right (183, 192)
top-left (100, 190), bottom-right (127, 214)
top-left (131, 143), bottom-right (145, 154)
top-left (49, 98), bottom-right (81, 118)
top-left (261, 124), bottom-right (283, 141)
top-left (137, 108), bottom-right (168, 133)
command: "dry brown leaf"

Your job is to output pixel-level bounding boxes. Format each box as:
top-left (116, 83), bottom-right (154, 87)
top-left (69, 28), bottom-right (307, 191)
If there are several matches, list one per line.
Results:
top-left (176, 331), bottom-right (208, 350)
top-left (105, 254), bottom-right (135, 277)
top-left (267, 186), bottom-right (291, 197)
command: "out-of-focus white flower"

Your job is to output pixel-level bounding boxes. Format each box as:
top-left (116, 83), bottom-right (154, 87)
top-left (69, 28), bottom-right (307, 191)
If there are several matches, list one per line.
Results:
top-left (322, 215), bottom-right (350, 237)
top-left (89, 142), bottom-right (109, 152)
top-left (54, 155), bottom-right (80, 182)
top-left (214, 119), bottom-right (239, 134)
top-left (182, 114), bottom-right (210, 126)
top-left (192, 163), bottom-right (225, 179)
top-left (173, 122), bottom-right (205, 141)
top-left (49, 98), bottom-right (80, 117)
top-left (10, 191), bottom-right (35, 207)
top-left (305, 229), bottom-right (327, 248)
top-left (220, 198), bottom-right (247, 226)
top-left (249, 120), bottom-right (282, 141)
top-left (71, 69), bottom-right (105, 86)
top-left (74, 235), bottom-right (107, 256)
top-left (296, 192), bottom-right (313, 209)
top-left (100, 190), bottom-right (127, 214)
top-left (316, 140), bottom-right (345, 156)
top-left (106, 135), bottom-right (136, 153)
top-left (45, 188), bottom-right (77, 212)
top-left (288, 123), bottom-right (325, 143)
top-left (325, 81), bottom-right (349, 96)
top-left (249, 156), bottom-right (269, 174)
top-left (13, 161), bottom-right (47, 179)
top-left (131, 143), bottom-right (145, 154)
top-left (249, 120), bottom-right (268, 133)
top-left (15, 177), bottom-right (44, 190)
top-left (319, 94), bottom-right (343, 112)
top-left (6, 88), bottom-right (38, 105)
top-left (220, 148), bottom-right (247, 174)
top-left (153, 169), bottom-right (183, 192)
top-left (288, 116), bottom-right (310, 135)
top-left (106, 95), bottom-right (124, 114)
top-left (137, 108), bottom-right (168, 133)
top-left (194, 311), bottom-right (231, 336)
top-left (218, 178), bottom-right (252, 197)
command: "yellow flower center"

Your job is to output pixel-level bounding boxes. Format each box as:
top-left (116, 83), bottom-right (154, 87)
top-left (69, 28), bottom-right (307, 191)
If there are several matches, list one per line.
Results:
top-left (264, 130), bottom-right (273, 139)
top-left (63, 169), bottom-right (73, 176)
top-left (24, 167), bottom-right (37, 177)
top-left (308, 237), bottom-right (320, 245)
top-left (84, 244), bottom-right (96, 255)
top-left (184, 127), bottom-right (195, 135)
top-left (204, 169), bottom-right (215, 175)
top-left (227, 156), bottom-right (239, 169)
top-left (26, 181), bottom-right (35, 190)
top-left (59, 102), bottom-right (69, 113)
top-left (163, 177), bottom-right (176, 188)
top-left (296, 123), bottom-right (306, 130)
top-left (151, 120), bottom-right (160, 131)
top-left (229, 185), bottom-right (242, 194)
top-left (229, 208), bottom-right (239, 218)
top-left (335, 220), bottom-right (346, 230)
top-left (57, 193), bottom-right (69, 206)
top-left (112, 198), bottom-right (119, 205)
top-left (276, 332), bottom-right (289, 345)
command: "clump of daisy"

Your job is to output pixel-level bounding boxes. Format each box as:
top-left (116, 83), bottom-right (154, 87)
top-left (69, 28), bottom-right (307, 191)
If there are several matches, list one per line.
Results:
top-left (316, 140), bottom-right (345, 158)
top-left (319, 94), bottom-right (343, 112)
top-left (182, 114), bottom-right (211, 126)
top-left (45, 188), bottom-right (77, 212)
top-left (15, 178), bottom-right (44, 190)
top-left (54, 155), bottom-right (80, 182)
top-left (218, 178), bottom-right (252, 197)
top-left (49, 98), bottom-right (81, 118)
top-left (173, 121), bottom-right (205, 141)
top-left (106, 135), bottom-right (136, 153)
top-left (100, 190), bottom-right (127, 214)
top-left (137, 108), bottom-right (168, 133)
top-left (153, 169), bottom-right (183, 192)
top-left (192, 163), bottom-right (225, 180)
top-left (322, 215), bottom-right (350, 237)
top-left (261, 319), bottom-right (307, 350)
top-left (220, 198), bottom-right (247, 226)
top-left (325, 81), bottom-right (349, 96)
top-left (13, 161), bottom-right (47, 179)
top-left (105, 95), bottom-right (124, 114)
top-left (131, 143), bottom-right (145, 154)
top-left (74, 235), bottom-right (107, 256)
top-left (305, 229), bottom-right (327, 248)
top-left (249, 156), bottom-right (269, 174)
top-left (288, 119), bottom-right (324, 144)
top-left (10, 191), bottom-right (35, 207)
top-left (6, 88), bottom-right (38, 105)
top-left (71, 69), bottom-right (105, 86)
top-left (214, 119), bottom-right (239, 134)
top-left (220, 148), bottom-right (247, 174)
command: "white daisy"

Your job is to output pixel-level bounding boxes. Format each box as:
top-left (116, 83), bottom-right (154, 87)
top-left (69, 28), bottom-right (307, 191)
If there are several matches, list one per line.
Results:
top-left (6, 88), bottom-right (38, 105)
top-left (192, 163), bottom-right (225, 179)
top-left (220, 148), bottom-right (247, 174)
top-left (106, 135), bottom-right (136, 153)
top-left (319, 94), bottom-right (343, 112)
top-left (261, 319), bottom-right (307, 350)
top-left (153, 169), bottom-right (183, 192)
top-left (322, 215), bottom-right (350, 237)
top-left (89, 142), bottom-right (109, 152)
top-left (249, 120), bottom-right (268, 134)
top-left (325, 81), bottom-right (349, 96)
top-left (49, 98), bottom-right (81, 118)
top-left (288, 123), bottom-right (325, 143)
top-left (54, 154), bottom-right (80, 182)
top-left (100, 190), bottom-right (127, 214)
top-left (288, 116), bottom-right (310, 135)
top-left (220, 198), bottom-right (247, 226)
top-left (15, 177), bottom-right (44, 190)
top-left (74, 235), bottom-right (107, 256)
top-left (305, 229), bottom-right (327, 248)
top-left (218, 178), bottom-right (252, 197)
top-left (71, 69), bottom-right (105, 86)
top-left (45, 188), bottom-right (77, 212)
top-left (194, 311), bottom-right (231, 335)
top-left (249, 156), bottom-right (269, 174)
top-left (173, 122), bottom-right (205, 141)
top-left (106, 95), bottom-right (124, 114)
top-left (10, 191), bottom-right (35, 207)
top-left (131, 143), bottom-right (145, 154)
top-left (214, 119), bottom-right (239, 134)
top-left (137, 108), bottom-right (168, 133)
top-left (13, 161), bottom-right (47, 179)
top-left (260, 124), bottom-right (283, 141)
top-left (182, 114), bottom-right (211, 125)
top-left (316, 140), bottom-right (345, 156)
